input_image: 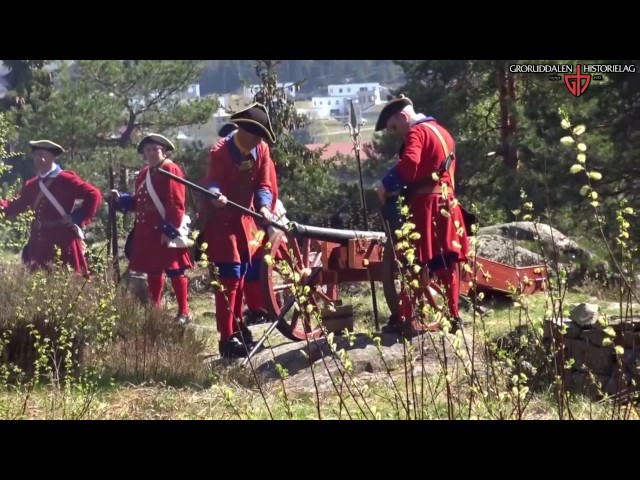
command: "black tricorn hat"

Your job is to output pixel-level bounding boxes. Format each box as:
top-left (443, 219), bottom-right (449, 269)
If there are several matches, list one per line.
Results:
top-left (218, 122), bottom-right (238, 137)
top-left (29, 140), bottom-right (65, 156)
top-left (230, 103), bottom-right (276, 143)
top-left (137, 133), bottom-right (176, 154)
top-left (374, 95), bottom-right (414, 132)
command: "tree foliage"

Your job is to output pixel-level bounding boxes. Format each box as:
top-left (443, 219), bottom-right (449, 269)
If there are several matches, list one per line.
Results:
top-left (389, 59), bottom-right (640, 244)
top-left (0, 60), bottom-right (54, 118)
top-left (17, 61), bottom-right (219, 152)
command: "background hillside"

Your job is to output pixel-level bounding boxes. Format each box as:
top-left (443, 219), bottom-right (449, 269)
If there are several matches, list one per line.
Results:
top-left (198, 60), bottom-right (406, 95)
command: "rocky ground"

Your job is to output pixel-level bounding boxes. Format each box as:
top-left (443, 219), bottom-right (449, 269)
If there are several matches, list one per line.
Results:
top-left (197, 323), bottom-right (471, 394)
top-left (117, 220), bottom-right (639, 399)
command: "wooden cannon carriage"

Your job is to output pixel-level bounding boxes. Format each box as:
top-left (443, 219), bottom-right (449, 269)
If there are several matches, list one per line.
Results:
top-left (260, 221), bottom-right (550, 342)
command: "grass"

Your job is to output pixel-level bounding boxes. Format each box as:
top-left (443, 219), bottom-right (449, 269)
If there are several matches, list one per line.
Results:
top-left (2, 371), bottom-right (635, 420)
top-left (0, 243), bottom-right (638, 420)
top-left (1, 217), bottom-right (638, 420)
top-left (107, 270), bottom-right (640, 419)
top-left (1, 202), bottom-right (639, 420)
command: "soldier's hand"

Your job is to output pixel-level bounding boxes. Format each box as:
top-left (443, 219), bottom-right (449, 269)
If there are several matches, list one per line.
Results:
top-left (212, 195), bottom-right (227, 208)
top-left (259, 206), bottom-right (273, 225)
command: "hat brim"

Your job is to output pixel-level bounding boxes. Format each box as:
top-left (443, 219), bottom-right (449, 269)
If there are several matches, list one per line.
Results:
top-left (374, 97), bottom-right (413, 131)
top-left (137, 134), bottom-right (176, 154)
top-left (235, 120), bottom-right (276, 144)
top-left (29, 140), bottom-right (65, 156)
top-left (230, 103), bottom-right (277, 143)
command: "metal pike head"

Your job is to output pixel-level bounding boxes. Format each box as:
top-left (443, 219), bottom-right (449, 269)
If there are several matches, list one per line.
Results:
top-left (349, 99), bottom-right (358, 131)
top-left (345, 99), bottom-right (364, 140)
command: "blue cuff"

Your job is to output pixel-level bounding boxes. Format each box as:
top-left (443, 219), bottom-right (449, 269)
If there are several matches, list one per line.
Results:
top-left (71, 208), bottom-right (85, 225)
top-left (162, 220), bottom-right (180, 239)
top-left (381, 165), bottom-right (406, 192)
top-left (117, 193), bottom-right (134, 213)
top-left (208, 182), bottom-right (220, 195)
top-left (255, 188), bottom-right (272, 210)
top-left (215, 262), bottom-right (249, 279)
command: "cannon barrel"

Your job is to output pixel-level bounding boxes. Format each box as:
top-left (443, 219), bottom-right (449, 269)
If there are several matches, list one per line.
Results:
top-left (289, 222), bottom-right (387, 244)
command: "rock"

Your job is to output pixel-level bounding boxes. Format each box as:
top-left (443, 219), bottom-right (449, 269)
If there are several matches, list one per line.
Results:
top-left (543, 318), bottom-right (582, 340)
top-left (608, 316), bottom-right (640, 332)
top-left (621, 331), bottom-right (640, 348)
top-left (477, 222), bottom-right (593, 262)
top-left (212, 329), bottom-right (471, 394)
top-left (505, 309), bottom-right (640, 403)
top-left (580, 328), bottom-right (611, 347)
top-left (569, 303), bottom-right (600, 327)
top-left (475, 234), bottom-right (546, 267)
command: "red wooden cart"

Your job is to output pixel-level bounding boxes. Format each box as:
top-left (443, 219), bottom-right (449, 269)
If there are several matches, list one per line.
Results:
top-left (261, 221), bottom-right (549, 341)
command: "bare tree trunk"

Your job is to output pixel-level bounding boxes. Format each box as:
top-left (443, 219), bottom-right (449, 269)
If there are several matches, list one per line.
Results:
top-left (497, 61), bottom-right (519, 171)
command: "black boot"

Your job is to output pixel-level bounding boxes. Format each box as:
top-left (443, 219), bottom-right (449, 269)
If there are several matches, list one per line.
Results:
top-left (176, 313), bottom-right (193, 327)
top-left (239, 327), bottom-right (264, 353)
top-left (449, 317), bottom-right (463, 335)
top-left (219, 329), bottom-right (258, 356)
top-left (218, 336), bottom-right (248, 359)
top-left (244, 310), bottom-right (271, 326)
top-left (381, 313), bottom-right (403, 334)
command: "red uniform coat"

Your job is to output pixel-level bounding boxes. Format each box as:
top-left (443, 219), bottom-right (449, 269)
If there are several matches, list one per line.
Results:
top-left (269, 160), bottom-right (279, 209)
top-left (0, 168), bottom-right (102, 274)
top-left (203, 137), bottom-right (274, 264)
top-left (124, 160), bottom-right (193, 273)
top-left (388, 119), bottom-right (470, 264)
top-left (254, 158), bottom-right (279, 255)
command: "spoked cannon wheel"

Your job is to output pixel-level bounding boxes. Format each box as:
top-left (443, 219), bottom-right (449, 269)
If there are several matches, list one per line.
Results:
top-left (381, 237), bottom-right (448, 319)
top-left (261, 230), bottom-right (332, 341)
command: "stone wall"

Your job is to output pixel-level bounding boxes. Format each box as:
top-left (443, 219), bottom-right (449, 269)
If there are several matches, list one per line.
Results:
top-left (542, 303), bottom-right (640, 401)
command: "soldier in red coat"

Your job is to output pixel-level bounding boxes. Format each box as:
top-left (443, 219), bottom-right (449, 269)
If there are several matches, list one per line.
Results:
top-left (374, 96), bottom-right (470, 335)
top-left (192, 122), bottom-right (242, 262)
top-left (111, 134), bottom-right (194, 325)
top-left (202, 104), bottom-right (276, 358)
top-left (0, 140), bottom-right (102, 276)
top-left (215, 122), bottom-right (283, 326)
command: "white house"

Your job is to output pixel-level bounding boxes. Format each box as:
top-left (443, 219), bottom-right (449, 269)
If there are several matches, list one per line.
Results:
top-left (312, 82), bottom-right (387, 119)
top-left (327, 82), bottom-right (384, 104)
top-left (311, 96), bottom-right (352, 118)
top-left (244, 82), bottom-right (298, 99)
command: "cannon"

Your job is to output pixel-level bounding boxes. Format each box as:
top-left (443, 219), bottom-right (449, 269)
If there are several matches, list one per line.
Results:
top-left (260, 220), bottom-right (550, 342)
top-left (288, 222), bottom-right (386, 244)
top-left (260, 222), bottom-right (387, 341)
